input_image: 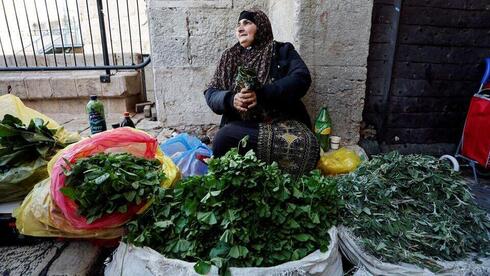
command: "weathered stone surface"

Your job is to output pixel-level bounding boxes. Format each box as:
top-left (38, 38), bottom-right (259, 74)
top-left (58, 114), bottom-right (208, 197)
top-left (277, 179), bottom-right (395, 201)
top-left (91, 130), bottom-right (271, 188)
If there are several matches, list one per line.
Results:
top-left (50, 77), bottom-right (78, 98)
top-left (47, 241), bottom-right (102, 276)
top-left (0, 241), bottom-right (66, 275)
top-left (148, 0), bottom-right (373, 145)
top-left (153, 67), bottom-right (220, 126)
top-left (75, 75), bottom-right (102, 98)
top-left (0, 76), bottom-right (27, 98)
top-left (296, 0), bottom-right (373, 144)
top-left (25, 76), bottom-right (53, 99)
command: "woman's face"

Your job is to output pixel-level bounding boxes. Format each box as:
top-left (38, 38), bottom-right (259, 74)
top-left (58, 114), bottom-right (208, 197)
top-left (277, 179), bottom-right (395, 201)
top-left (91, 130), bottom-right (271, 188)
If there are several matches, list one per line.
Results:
top-left (235, 19), bottom-right (257, 48)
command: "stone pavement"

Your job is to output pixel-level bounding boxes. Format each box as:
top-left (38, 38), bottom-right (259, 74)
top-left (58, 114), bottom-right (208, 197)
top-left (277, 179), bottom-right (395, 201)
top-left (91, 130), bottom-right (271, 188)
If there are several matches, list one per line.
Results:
top-left (58, 112), bottom-right (219, 143)
top-left (467, 174), bottom-right (490, 213)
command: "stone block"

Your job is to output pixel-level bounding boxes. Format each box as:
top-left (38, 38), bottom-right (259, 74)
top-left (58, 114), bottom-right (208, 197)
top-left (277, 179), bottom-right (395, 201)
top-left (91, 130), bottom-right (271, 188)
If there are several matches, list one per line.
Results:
top-left (47, 241), bottom-right (102, 276)
top-left (50, 76), bottom-right (78, 98)
top-left (151, 36), bottom-right (190, 67)
top-left (152, 66), bottom-right (218, 125)
top-left (0, 76), bottom-right (27, 98)
top-left (101, 77), bottom-right (123, 97)
top-left (0, 241), bottom-right (65, 275)
top-left (75, 75), bottom-right (102, 97)
top-left (303, 65), bottom-right (368, 145)
top-left (144, 105), bottom-right (152, 117)
top-left (147, 8), bottom-right (188, 38)
top-left (25, 76), bottom-right (53, 99)
top-left (311, 65), bottom-right (367, 96)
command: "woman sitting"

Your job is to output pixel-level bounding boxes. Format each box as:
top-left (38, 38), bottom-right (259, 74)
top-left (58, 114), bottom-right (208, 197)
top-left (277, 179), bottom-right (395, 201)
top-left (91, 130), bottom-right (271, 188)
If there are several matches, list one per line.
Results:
top-left (204, 9), bottom-right (319, 176)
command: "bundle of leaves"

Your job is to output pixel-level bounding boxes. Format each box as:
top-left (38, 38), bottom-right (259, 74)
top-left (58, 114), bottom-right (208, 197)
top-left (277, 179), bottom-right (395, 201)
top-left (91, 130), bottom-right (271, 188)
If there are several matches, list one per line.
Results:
top-left (235, 66), bottom-right (262, 121)
top-left (0, 114), bottom-right (63, 169)
top-left (0, 114), bottom-right (68, 202)
top-left (125, 149), bottom-right (341, 275)
top-left (235, 66), bottom-right (259, 90)
top-left (337, 151), bottom-right (490, 271)
top-left (61, 152), bottom-right (166, 224)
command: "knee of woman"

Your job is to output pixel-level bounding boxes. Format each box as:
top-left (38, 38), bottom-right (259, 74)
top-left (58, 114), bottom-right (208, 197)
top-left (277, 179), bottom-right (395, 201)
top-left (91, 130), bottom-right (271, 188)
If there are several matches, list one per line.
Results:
top-left (212, 126), bottom-right (234, 157)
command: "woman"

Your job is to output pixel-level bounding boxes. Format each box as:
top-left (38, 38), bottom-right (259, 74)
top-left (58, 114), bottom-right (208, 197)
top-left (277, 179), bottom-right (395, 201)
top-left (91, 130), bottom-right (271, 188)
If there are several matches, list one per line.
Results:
top-left (204, 9), bottom-right (319, 176)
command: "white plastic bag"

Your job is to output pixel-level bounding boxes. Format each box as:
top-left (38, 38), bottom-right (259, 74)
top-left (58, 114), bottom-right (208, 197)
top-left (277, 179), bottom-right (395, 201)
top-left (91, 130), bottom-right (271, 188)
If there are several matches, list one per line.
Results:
top-left (105, 227), bottom-right (342, 276)
top-left (338, 226), bottom-right (490, 276)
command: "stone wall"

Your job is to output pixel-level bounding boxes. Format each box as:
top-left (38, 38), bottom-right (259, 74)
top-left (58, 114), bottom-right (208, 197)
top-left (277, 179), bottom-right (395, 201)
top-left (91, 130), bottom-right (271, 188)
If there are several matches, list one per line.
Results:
top-left (148, 0), bottom-right (373, 145)
top-left (297, 0), bottom-right (374, 144)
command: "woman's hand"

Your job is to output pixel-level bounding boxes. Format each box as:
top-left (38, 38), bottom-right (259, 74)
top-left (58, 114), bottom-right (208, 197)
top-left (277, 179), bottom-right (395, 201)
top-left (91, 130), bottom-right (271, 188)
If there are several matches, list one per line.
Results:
top-left (233, 88), bottom-right (257, 112)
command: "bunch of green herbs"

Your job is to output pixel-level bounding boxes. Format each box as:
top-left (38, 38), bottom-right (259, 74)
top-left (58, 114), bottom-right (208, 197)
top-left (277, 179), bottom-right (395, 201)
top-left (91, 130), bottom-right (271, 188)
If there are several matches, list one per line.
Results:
top-left (61, 152), bottom-right (165, 224)
top-left (125, 148), bottom-right (341, 275)
top-left (338, 151), bottom-right (490, 271)
top-left (0, 114), bottom-right (67, 202)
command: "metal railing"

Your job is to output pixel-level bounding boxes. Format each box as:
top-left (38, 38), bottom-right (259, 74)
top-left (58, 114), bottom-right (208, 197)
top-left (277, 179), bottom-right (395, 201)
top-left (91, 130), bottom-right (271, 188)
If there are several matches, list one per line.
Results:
top-left (0, 0), bottom-right (150, 82)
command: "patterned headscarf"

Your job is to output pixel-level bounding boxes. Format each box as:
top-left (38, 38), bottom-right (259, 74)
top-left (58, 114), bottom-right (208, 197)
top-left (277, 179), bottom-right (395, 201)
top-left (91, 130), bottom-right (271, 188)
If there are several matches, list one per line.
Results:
top-left (208, 9), bottom-right (274, 92)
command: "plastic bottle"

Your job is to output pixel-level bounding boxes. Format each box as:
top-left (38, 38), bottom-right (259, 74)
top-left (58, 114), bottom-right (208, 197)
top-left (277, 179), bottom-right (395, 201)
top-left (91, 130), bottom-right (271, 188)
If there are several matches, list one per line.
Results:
top-left (314, 107), bottom-right (332, 153)
top-left (120, 112), bottom-right (135, 128)
top-left (86, 95), bottom-right (107, 134)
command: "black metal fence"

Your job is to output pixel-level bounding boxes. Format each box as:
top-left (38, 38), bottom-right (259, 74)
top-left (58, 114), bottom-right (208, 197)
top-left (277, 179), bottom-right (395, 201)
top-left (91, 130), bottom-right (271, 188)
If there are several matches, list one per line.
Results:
top-left (0, 0), bottom-right (150, 82)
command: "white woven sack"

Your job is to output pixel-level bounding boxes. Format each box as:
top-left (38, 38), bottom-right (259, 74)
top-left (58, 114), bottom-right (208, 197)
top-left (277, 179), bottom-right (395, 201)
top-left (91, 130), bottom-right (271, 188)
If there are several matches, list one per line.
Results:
top-left (105, 227), bottom-right (342, 276)
top-left (338, 226), bottom-right (490, 276)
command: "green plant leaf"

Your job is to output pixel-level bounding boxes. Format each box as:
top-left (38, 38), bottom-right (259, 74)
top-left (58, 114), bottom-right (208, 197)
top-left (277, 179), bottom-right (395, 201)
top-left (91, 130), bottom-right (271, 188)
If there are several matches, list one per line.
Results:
top-left (194, 260), bottom-right (211, 275)
top-left (197, 211), bottom-right (217, 225)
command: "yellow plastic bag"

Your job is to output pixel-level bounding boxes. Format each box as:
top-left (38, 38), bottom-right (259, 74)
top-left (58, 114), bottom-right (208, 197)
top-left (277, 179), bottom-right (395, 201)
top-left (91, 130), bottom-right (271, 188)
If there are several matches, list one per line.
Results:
top-left (0, 94), bottom-right (80, 143)
top-left (0, 94), bottom-right (80, 203)
top-left (318, 147), bottom-right (361, 175)
top-left (13, 152), bottom-right (179, 239)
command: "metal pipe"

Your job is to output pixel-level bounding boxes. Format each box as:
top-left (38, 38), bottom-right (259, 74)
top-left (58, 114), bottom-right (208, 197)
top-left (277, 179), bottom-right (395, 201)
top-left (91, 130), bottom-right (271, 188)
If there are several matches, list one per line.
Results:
top-left (0, 55), bottom-right (151, 71)
top-left (23, 0), bottom-right (38, 66)
top-left (44, 0), bottom-right (58, 66)
top-left (74, 0), bottom-right (86, 66)
top-left (2, 0), bottom-right (18, 66)
top-left (136, 0), bottom-right (142, 56)
top-left (115, 0), bottom-right (124, 65)
top-left (0, 36), bottom-right (8, 67)
top-left (105, 0), bottom-right (115, 65)
top-left (12, 0), bottom-right (28, 66)
top-left (65, 0), bottom-right (76, 66)
top-left (125, 0), bottom-right (133, 64)
top-left (85, 0), bottom-right (96, 65)
top-left (54, 0), bottom-right (67, 66)
top-left (34, 0), bottom-right (48, 66)
top-left (96, 0), bottom-right (111, 80)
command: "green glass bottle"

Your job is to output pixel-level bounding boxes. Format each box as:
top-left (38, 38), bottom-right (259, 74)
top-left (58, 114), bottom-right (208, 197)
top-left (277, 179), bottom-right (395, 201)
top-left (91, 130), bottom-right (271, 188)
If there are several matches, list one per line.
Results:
top-left (86, 95), bottom-right (107, 134)
top-left (314, 107), bottom-right (332, 152)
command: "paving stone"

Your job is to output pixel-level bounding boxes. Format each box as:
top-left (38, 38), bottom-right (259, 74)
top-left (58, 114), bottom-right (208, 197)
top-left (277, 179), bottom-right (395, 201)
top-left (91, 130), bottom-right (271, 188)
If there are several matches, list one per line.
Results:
top-left (47, 241), bottom-right (102, 276)
top-left (0, 240), bottom-right (66, 275)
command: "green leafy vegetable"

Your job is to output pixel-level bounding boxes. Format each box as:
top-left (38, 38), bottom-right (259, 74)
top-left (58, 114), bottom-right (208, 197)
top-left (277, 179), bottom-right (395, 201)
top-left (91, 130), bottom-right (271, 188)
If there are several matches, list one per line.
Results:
top-left (125, 148), bottom-right (341, 275)
top-left (235, 66), bottom-right (263, 121)
top-left (0, 114), bottom-right (68, 202)
top-left (61, 152), bottom-right (166, 224)
top-left (338, 151), bottom-right (490, 271)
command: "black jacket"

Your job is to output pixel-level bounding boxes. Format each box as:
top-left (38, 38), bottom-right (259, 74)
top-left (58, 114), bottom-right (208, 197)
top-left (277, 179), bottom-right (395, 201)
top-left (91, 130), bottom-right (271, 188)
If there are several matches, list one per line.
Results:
top-left (204, 42), bottom-right (312, 129)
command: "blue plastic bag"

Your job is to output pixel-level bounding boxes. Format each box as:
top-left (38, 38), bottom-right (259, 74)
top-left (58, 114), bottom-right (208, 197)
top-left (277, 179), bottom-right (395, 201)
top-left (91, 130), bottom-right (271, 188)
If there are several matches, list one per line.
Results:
top-left (160, 133), bottom-right (213, 177)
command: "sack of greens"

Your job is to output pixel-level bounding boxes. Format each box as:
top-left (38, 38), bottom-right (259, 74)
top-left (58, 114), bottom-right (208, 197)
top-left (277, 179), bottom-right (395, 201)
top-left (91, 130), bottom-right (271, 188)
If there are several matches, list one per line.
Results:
top-left (0, 94), bottom-right (79, 202)
top-left (106, 148), bottom-right (344, 276)
top-left (337, 152), bottom-right (490, 275)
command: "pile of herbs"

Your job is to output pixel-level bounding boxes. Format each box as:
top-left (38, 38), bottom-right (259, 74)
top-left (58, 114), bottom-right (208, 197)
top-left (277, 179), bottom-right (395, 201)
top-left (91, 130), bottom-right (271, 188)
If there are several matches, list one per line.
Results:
top-left (0, 114), bottom-right (67, 202)
top-left (337, 151), bottom-right (490, 271)
top-left (61, 152), bottom-right (165, 224)
top-left (125, 148), bottom-right (341, 275)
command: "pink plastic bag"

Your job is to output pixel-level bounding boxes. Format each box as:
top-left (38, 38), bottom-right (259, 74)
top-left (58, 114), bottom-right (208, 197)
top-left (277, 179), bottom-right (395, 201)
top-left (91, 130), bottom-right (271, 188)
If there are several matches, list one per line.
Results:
top-left (50, 127), bottom-right (158, 230)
